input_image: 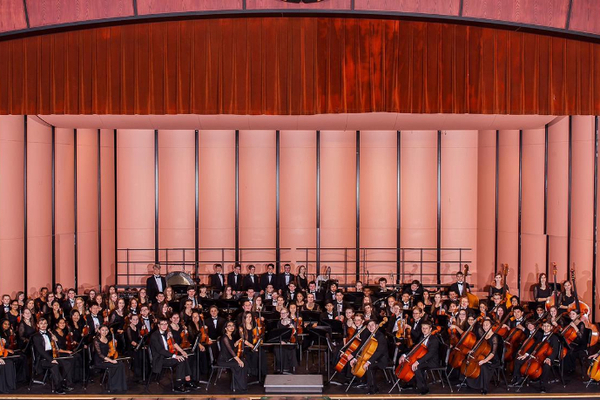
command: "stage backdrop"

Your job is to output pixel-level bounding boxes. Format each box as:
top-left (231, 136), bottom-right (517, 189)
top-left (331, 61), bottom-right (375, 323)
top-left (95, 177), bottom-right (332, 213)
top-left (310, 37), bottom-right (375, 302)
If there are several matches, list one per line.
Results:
top-left (0, 116), bottom-right (599, 321)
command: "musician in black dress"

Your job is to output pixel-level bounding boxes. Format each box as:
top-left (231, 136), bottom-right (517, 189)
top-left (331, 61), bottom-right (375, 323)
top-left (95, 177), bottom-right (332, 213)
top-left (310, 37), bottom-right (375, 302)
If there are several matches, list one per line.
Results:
top-left (465, 318), bottom-right (502, 395)
top-left (93, 325), bottom-right (128, 392)
top-left (274, 308), bottom-right (298, 373)
top-left (398, 320), bottom-right (439, 395)
top-left (124, 314), bottom-right (145, 382)
top-left (217, 321), bottom-right (247, 392)
top-left (562, 309), bottom-right (587, 374)
top-left (0, 357), bottom-right (15, 393)
top-left (239, 311), bottom-right (267, 378)
top-left (488, 273), bottom-right (509, 300)
top-left (533, 273), bottom-right (555, 307)
top-left (559, 281), bottom-right (576, 311)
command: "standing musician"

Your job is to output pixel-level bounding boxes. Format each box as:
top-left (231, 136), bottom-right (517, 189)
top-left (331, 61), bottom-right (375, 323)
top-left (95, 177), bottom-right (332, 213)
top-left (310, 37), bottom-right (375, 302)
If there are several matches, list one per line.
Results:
top-left (260, 264), bottom-right (276, 293)
top-left (227, 264), bottom-right (244, 295)
top-left (559, 281), bottom-right (576, 311)
top-left (124, 314), bottom-right (146, 382)
top-left (274, 308), bottom-right (298, 373)
top-left (533, 273), bottom-right (555, 307)
top-left (398, 320), bottom-right (440, 395)
top-left (276, 264), bottom-right (295, 295)
top-left (448, 271), bottom-right (470, 297)
top-left (206, 306), bottom-right (226, 356)
top-left (349, 319), bottom-right (388, 394)
top-left (408, 307), bottom-right (425, 345)
top-left (239, 311), bottom-right (267, 378)
top-left (31, 318), bottom-right (75, 395)
top-left (209, 264), bottom-right (226, 296)
top-left (243, 265), bottom-right (261, 292)
top-left (145, 264), bottom-right (166, 306)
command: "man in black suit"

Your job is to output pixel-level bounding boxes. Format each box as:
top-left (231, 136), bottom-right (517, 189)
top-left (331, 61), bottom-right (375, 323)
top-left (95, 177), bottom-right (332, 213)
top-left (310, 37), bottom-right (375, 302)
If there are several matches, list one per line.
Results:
top-left (350, 319), bottom-right (388, 394)
top-left (208, 264), bottom-right (226, 297)
top-left (31, 318), bottom-right (74, 394)
top-left (402, 280), bottom-right (424, 304)
top-left (333, 290), bottom-right (348, 318)
top-left (146, 264), bottom-right (167, 304)
top-left (149, 319), bottom-right (192, 393)
top-left (398, 319), bottom-right (439, 395)
top-left (206, 306), bottom-right (226, 358)
top-left (306, 281), bottom-right (322, 302)
top-left (243, 265), bottom-right (261, 292)
top-left (227, 264), bottom-right (244, 294)
top-left (61, 289), bottom-right (76, 318)
top-left (409, 307), bottom-right (425, 344)
top-left (138, 305), bottom-right (155, 333)
top-left (276, 263), bottom-right (295, 294)
top-left (448, 271), bottom-right (470, 297)
top-left (179, 286), bottom-right (199, 310)
top-left (85, 304), bottom-right (104, 337)
top-left (260, 263), bottom-right (276, 292)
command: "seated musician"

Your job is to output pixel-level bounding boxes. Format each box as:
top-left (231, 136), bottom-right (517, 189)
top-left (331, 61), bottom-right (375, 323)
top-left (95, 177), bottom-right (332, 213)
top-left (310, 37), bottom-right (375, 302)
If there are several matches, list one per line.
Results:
top-left (534, 304), bottom-right (546, 320)
top-left (285, 282), bottom-right (299, 303)
top-left (0, 319), bottom-right (27, 384)
top-left (180, 286), bottom-right (199, 310)
top-left (239, 311), bottom-right (267, 378)
top-left (236, 301), bottom-right (253, 325)
top-left (402, 280), bottom-right (424, 304)
top-left (138, 305), bottom-right (155, 334)
top-left (124, 314), bottom-right (145, 382)
top-left (149, 319), bottom-right (193, 393)
top-left (562, 309), bottom-right (587, 374)
top-left (478, 302), bottom-right (490, 319)
top-left (31, 318), bottom-right (75, 394)
top-left (186, 310), bottom-right (209, 378)
top-left (324, 282), bottom-right (338, 303)
top-left (448, 271), bottom-right (470, 297)
top-left (294, 292), bottom-right (306, 309)
top-left (349, 319), bottom-right (388, 394)
top-left (399, 293), bottom-right (412, 310)
top-left (320, 301), bottom-right (336, 321)
top-left (507, 295), bottom-right (521, 312)
top-left (274, 308), bottom-right (299, 373)
top-left (306, 281), bottom-right (322, 302)
top-left (464, 318), bottom-right (502, 395)
top-left (509, 306), bottom-right (527, 330)
top-left (398, 319), bottom-right (439, 395)
top-left (93, 325), bottom-right (128, 393)
top-left (444, 290), bottom-right (459, 309)
top-left (448, 309), bottom-right (469, 335)
top-left (86, 304), bottom-right (104, 336)
top-left (458, 296), bottom-right (476, 315)
top-left (376, 277), bottom-right (390, 297)
top-left (251, 296), bottom-right (264, 313)
top-left (512, 319), bottom-right (559, 392)
top-left (0, 357), bottom-right (16, 393)
top-left (363, 304), bottom-right (378, 323)
top-left (262, 284), bottom-right (276, 304)
top-left (408, 307), bottom-right (425, 344)
top-left (548, 306), bottom-right (562, 329)
top-left (52, 318), bottom-right (82, 383)
top-left (217, 321), bottom-right (247, 392)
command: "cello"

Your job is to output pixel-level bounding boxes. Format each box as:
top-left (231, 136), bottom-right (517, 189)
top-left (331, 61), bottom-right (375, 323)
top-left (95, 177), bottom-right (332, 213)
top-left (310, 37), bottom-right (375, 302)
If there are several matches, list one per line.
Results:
top-left (463, 264), bottom-right (479, 309)
top-left (505, 312), bottom-right (545, 363)
top-left (519, 329), bottom-right (556, 380)
top-left (351, 318), bottom-right (387, 378)
top-left (460, 320), bottom-right (497, 379)
top-left (448, 316), bottom-right (483, 369)
top-left (335, 326), bottom-right (368, 373)
top-left (395, 326), bottom-right (441, 382)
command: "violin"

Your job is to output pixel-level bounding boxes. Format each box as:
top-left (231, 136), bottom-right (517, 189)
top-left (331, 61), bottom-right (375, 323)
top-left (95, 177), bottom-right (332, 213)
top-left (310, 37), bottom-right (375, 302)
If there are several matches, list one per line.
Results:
top-left (395, 316), bottom-right (405, 340)
top-left (166, 332), bottom-right (176, 355)
top-left (199, 315), bottom-right (209, 344)
top-left (236, 336), bottom-right (244, 358)
top-left (65, 330), bottom-right (75, 351)
top-left (395, 326), bottom-right (441, 382)
top-left (107, 328), bottom-right (119, 359)
top-left (351, 318), bottom-right (387, 378)
top-left (335, 326), bottom-right (367, 373)
top-left (0, 338), bottom-right (9, 357)
top-left (50, 334), bottom-right (60, 359)
top-left (256, 311), bottom-right (264, 337)
top-left (7, 330), bottom-right (17, 351)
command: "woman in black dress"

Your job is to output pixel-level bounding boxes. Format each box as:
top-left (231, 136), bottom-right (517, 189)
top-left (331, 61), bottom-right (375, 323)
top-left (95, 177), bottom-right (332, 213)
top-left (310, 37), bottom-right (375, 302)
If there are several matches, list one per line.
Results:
top-left (274, 307), bottom-right (298, 373)
top-left (296, 265), bottom-right (309, 292)
top-left (69, 310), bottom-right (86, 345)
top-left (0, 358), bottom-right (16, 393)
top-left (124, 314), bottom-right (145, 382)
top-left (466, 318), bottom-right (502, 395)
top-left (17, 308), bottom-right (36, 351)
top-left (108, 298), bottom-right (127, 351)
top-left (53, 318), bottom-right (83, 383)
top-left (187, 311), bottom-right (209, 378)
top-left (93, 325), bottom-right (128, 392)
top-left (240, 311), bottom-right (267, 378)
top-left (533, 273), bottom-right (554, 307)
top-left (559, 280), bottom-right (575, 312)
top-left (0, 319), bottom-right (28, 384)
top-left (217, 321), bottom-right (247, 392)
top-left (488, 273), bottom-right (509, 300)
top-left (5, 301), bottom-right (20, 329)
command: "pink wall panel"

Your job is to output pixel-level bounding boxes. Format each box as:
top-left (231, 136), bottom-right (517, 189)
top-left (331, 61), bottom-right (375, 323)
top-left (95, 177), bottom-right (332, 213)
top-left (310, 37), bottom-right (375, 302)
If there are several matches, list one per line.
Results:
top-left (547, 117), bottom-right (569, 280)
top-left (198, 131), bottom-right (235, 273)
top-left (497, 130), bottom-right (519, 296)
top-left (360, 131), bottom-right (397, 281)
top-left (100, 129), bottom-right (115, 288)
top-left (521, 128), bottom-right (546, 300)
top-left (77, 129), bottom-right (99, 291)
top-left (239, 130), bottom-right (276, 268)
top-left (0, 0), bottom-right (27, 33)
top-left (321, 131), bottom-right (356, 283)
top-left (137, 0), bottom-right (242, 14)
top-left (26, 0), bottom-right (134, 28)
top-left (117, 129), bottom-right (155, 286)
top-left (401, 131), bottom-right (437, 285)
top-left (462, 0), bottom-right (569, 29)
top-left (27, 117), bottom-right (52, 295)
top-left (0, 116), bottom-right (24, 297)
top-left (55, 128), bottom-right (75, 289)
top-left (354, 0), bottom-right (459, 14)
top-left (280, 130), bottom-right (316, 274)
top-left (246, 0), bottom-right (350, 10)
top-left (571, 116), bottom-right (594, 304)
top-left (476, 130), bottom-right (497, 291)
top-left (441, 130), bottom-right (478, 287)
top-left (158, 130), bottom-right (195, 273)
top-left (569, 0), bottom-right (600, 36)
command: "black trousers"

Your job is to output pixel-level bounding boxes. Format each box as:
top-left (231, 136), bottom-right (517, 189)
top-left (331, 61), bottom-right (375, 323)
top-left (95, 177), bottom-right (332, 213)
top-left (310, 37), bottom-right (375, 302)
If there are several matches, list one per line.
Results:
top-left (161, 358), bottom-right (187, 381)
top-left (39, 357), bottom-right (74, 388)
top-left (414, 360), bottom-right (437, 391)
top-left (217, 359), bottom-right (247, 391)
top-left (365, 358), bottom-right (387, 390)
top-left (514, 358), bottom-right (554, 387)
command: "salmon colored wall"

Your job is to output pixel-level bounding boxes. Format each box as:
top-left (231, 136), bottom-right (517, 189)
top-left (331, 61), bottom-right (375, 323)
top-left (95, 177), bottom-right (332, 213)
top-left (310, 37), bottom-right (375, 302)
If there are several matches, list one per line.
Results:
top-left (27, 117), bottom-right (52, 295)
top-left (116, 130), bottom-right (155, 286)
top-left (401, 131), bottom-right (437, 285)
top-left (321, 131), bottom-right (356, 284)
top-left (571, 116), bottom-right (594, 305)
top-left (0, 116), bottom-right (24, 297)
top-left (198, 131), bottom-right (235, 274)
top-left (360, 131), bottom-right (397, 283)
top-left (77, 129), bottom-right (99, 292)
top-left (497, 130), bottom-right (520, 296)
top-left (55, 128), bottom-right (75, 289)
top-left (547, 117), bottom-right (569, 283)
top-left (521, 128), bottom-right (546, 300)
top-left (280, 131), bottom-right (316, 276)
top-left (100, 130), bottom-right (116, 289)
top-left (441, 130), bottom-right (478, 287)
top-left (158, 130), bottom-right (195, 275)
top-left (476, 130), bottom-right (496, 292)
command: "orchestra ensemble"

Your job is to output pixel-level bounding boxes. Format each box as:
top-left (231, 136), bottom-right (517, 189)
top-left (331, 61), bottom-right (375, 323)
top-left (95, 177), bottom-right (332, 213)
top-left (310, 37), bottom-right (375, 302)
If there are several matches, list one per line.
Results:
top-left (0, 261), bottom-right (599, 395)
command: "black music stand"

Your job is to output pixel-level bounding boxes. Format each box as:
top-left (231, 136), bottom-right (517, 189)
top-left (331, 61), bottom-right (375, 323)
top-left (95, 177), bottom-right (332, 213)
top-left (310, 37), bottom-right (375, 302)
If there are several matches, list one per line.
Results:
top-left (321, 319), bottom-right (345, 385)
top-left (189, 335), bottom-right (209, 385)
top-left (265, 327), bottom-right (293, 374)
top-left (306, 325), bottom-right (331, 376)
top-left (217, 299), bottom-right (240, 320)
top-left (344, 292), bottom-right (364, 309)
top-left (200, 297), bottom-right (217, 310)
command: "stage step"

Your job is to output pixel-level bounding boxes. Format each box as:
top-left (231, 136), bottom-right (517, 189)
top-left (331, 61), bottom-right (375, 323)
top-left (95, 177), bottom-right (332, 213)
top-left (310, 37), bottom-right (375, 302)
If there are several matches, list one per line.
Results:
top-left (264, 374), bottom-right (324, 394)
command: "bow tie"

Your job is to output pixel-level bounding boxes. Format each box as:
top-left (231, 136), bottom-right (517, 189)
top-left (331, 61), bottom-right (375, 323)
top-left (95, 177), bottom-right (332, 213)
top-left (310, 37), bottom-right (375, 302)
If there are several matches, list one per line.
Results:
top-left (154, 275), bottom-right (161, 278)
top-left (92, 315), bottom-right (98, 318)
top-left (40, 331), bottom-right (47, 335)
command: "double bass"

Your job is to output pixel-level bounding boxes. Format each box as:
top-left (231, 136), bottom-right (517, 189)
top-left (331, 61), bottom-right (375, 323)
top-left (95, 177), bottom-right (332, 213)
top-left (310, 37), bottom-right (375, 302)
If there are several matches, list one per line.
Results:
top-left (568, 264), bottom-right (599, 347)
top-left (501, 264), bottom-right (513, 308)
top-left (463, 265), bottom-right (479, 309)
top-left (351, 318), bottom-right (387, 378)
top-left (545, 263), bottom-right (559, 311)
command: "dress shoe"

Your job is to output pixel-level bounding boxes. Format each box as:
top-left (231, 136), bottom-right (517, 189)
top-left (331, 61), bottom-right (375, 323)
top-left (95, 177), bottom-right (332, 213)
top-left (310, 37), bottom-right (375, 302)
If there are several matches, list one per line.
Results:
top-left (420, 388), bottom-right (429, 395)
top-left (355, 383), bottom-right (368, 389)
top-left (368, 387), bottom-right (380, 394)
top-left (174, 385), bottom-right (190, 393)
top-left (63, 385), bottom-right (74, 392)
top-left (185, 381), bottom-right (199, 389)
top-left (481, 389), bottom-right (488, 395)
top-left (54, 388), bottom-right (66, 395)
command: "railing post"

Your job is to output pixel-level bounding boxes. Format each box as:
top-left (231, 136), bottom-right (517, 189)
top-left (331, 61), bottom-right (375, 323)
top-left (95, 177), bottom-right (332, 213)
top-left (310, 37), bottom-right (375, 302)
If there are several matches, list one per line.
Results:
top-left (420, 249), bottom-right (423, 284)
top-left (126, 249), bottom-right (130, 288)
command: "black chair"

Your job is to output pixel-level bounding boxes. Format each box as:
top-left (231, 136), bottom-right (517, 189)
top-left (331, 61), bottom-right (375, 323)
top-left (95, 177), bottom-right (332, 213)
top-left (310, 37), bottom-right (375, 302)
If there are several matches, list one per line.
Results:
top-left (426, 342), bottom-right (453, 392)
top-left (491, 343), bottom-right (509, 390)
top-left (84, 346), bottom-right (109, 392)
top-left (145, 346), bottom-right (175, 392)
top-left (28, 346), bottom-right (52, 392)
top-left (206, 345), bottom-right (235, 392)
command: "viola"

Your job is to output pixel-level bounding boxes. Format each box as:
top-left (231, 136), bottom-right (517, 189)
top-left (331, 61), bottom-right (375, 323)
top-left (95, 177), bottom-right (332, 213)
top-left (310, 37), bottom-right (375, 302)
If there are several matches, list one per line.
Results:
top-left (65, 330), bottom-right (75, 351)
top-left (335, 326), bottom-right (367, 373)
top-left (351, 318), bottom-right (387, 378)
top-left (0, 338), bottom-right (9, 357)
top-left (395, 327), bottom-right (441, 382)
top-left (166, 333), bottom-right (176, 355)
top-left (7, 331), bottom-right (17, 351)
top-left (199, 315), bottom-right (209, 344)
top-left (236, 336), bottom-right (244, 358)
top-left (256, 314), bottom-right (264, 337)
top-left (108, 329), bottom-right (119, 359)
top-left (50, 335), bottom-right (60, 359)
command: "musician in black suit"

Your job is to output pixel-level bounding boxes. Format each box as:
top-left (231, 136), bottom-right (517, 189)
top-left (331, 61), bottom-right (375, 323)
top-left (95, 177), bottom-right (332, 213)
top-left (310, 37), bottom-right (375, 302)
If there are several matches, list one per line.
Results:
top-left (448, 271), bottom-right (470, 297)
top-left (398, 319), bottom-right (440, 395)
top-left (402, 280), bottom-right (424, 304)
top-left (260, 264), bottom-right (276, 292)
top-left (350, 319), bottom-right (388, 394)
top-left (408, 307), bottom-right (425, 345)
top-left (306, 281), bottom-right (322, 302)
top-left (227, 264), bottom-right (244, 293)
top-left (31, 318), bottom-right (74, 394)
top-left (276, 264), bottom-right (295, 294)
top-left (179, 286), bottom-right (200, 310)
top-left (61, 289), bottom-right (77, 318)
top-left (206, 306), bottom-right (226, 358)
top-left (85, 304), bottom-right (104, 337)
top-left (149, 319), bottom-right (192, 393)
top-left (333, 291), bottom-right (349, 318)
top-left (208, 264), bottom-right (226, 296)
top-left (146, 264), bottom-right (167, 304)
top-left (243, 265), bottom-right (261, 292)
